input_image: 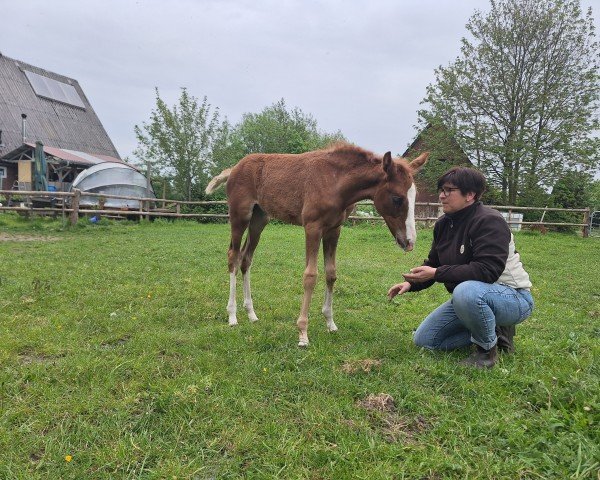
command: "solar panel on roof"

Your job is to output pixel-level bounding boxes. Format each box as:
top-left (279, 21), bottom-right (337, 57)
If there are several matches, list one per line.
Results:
top-left (23, 70), bottom-right (86, 109)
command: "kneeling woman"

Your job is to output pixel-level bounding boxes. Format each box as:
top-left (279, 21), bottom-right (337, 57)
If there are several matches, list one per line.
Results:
top-left (387, 167), bottom-right (534, 368)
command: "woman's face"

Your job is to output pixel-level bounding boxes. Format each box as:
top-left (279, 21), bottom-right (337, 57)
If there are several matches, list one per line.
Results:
top-left (438, 183), bottom-right (476, 214)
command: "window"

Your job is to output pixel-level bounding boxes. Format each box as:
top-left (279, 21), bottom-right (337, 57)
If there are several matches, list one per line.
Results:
top-left (23, 70), bottom-right (86, 109)
top-left (0, 166), bottom-right (6, 179)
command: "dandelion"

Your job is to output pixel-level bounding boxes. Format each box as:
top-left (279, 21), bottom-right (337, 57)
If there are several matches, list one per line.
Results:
top-left (263, 368), bottom-right (268, 373)
top-left (583, 406), bottom-right (591, 412)
top-left (147, 294), bottom-right (152, 299)
top-left (65, 455), bottom-right (73, 462)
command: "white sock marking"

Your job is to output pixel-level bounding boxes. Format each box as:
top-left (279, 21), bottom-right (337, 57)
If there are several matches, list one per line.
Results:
top-left (243, 270), bottom-right (258, 322)
top-left (322, 287), bottom-right (337, 332)
top-left (227, 272), bottom-right (237, 326)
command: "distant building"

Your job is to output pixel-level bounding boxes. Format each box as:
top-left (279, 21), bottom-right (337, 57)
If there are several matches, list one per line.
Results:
top-left (403, 123), bottom-right (472, 203)
top-left (0, 53), bottom-right (122, 192)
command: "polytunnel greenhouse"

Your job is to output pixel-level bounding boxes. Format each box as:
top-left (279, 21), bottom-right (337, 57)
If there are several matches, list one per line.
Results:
top-left (71, 162), bottom-right (156, 209)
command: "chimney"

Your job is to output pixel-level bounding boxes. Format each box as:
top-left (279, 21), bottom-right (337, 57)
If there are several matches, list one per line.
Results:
top-left (21, 113), bottom-right (27, 143)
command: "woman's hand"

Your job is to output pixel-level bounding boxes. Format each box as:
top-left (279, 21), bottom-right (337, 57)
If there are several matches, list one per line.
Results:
top-left (387, 281), bottom-right (411, 300)
top-left (402, 266), bottom-right (437, 283)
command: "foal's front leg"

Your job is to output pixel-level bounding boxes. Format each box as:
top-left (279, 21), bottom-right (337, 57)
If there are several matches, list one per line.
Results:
top-left (322, 227), bottom-right (341, 333)
top-left (297, 226), bottom-right (322, 347)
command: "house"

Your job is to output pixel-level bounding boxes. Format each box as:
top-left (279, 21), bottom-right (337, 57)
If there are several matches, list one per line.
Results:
top-left (403, 123), bottom-right (472, 203)
top-left (0, 53), bottom-right (122, 192)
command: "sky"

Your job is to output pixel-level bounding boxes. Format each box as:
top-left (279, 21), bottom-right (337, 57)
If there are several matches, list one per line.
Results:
top-left (2, 0), bottom-right (599, 162)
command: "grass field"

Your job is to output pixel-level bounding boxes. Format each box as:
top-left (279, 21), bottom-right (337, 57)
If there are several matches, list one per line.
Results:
top-left (0, 213), bottom-right (598, 479)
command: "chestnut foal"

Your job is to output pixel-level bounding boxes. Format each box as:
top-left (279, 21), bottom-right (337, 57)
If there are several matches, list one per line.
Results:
top-left (206, 143), bottom-right (428, 346)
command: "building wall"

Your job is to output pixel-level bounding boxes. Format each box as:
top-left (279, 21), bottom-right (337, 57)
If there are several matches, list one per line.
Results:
top-left (18, 160), bottom-right (31, 182)
top-left (0, 162), bottom-right (16, 190)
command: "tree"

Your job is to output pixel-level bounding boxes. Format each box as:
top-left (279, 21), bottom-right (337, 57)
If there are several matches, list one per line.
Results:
top-left (207, 99), bottom-right (347, 191)
top-left (134, 88), bottom-right (224, 200)
top-left (234, 99), bottom-right (346, 156)
top-left (545, 170), bottom-right (595, 230)
top-left (589, 179), bottom-right (600, 211)
top-left (419, 0), bottom-right (600, 204)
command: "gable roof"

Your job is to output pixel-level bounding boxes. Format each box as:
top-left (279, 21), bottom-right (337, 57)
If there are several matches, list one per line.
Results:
top-left (2, 142), bottom-right (124, 167)
top-left (403, 123), bottom-right (471, 164)
top-left (0, 53), bottom-right (120, 160)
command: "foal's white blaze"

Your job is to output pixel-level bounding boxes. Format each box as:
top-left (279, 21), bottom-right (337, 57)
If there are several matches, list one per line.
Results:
top-left (405, 183), bottom-right (417, 249)
top-left (227, 272), bottom-right (238, 326)
top-left (243, 270), bottom-right (259, 322)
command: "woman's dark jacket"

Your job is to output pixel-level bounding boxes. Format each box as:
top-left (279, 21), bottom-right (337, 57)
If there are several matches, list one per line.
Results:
top-left (408, 202), bottom-right (511, 293)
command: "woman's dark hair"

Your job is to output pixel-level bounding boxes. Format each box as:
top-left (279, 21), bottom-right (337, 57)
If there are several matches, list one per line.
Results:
top-left (437, 167), bottom-right (487, 200)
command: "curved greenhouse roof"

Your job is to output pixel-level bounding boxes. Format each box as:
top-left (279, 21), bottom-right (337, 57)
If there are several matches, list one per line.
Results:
top-left (72, 162), bottom-right (155, 208)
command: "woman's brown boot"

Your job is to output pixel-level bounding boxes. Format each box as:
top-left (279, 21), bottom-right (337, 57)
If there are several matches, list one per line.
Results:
top-left (460, 345), bottom-right (498, 368)
top-left (496, 325), bottom-right (515, 353)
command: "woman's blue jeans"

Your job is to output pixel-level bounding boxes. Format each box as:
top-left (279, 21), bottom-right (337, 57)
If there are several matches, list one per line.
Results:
top-left (413, 281), bottom-right (534, 351)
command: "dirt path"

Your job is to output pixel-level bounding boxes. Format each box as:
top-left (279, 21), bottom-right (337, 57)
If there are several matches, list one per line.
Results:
top-left (0, 233), bottom-right (61, 242)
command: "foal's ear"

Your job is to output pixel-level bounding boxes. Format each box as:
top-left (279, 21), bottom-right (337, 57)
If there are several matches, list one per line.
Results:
top-left (382, 151), bottom-right (393, 175)
top-left (409, 151), bottom-right (429, 173)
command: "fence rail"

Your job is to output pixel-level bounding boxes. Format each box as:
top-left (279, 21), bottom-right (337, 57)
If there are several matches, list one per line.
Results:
top-left (0, 189), bottom-right (592, 236)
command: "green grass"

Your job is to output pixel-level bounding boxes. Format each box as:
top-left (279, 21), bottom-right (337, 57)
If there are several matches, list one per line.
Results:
top-left (0, 213), bottom-right (598, 479)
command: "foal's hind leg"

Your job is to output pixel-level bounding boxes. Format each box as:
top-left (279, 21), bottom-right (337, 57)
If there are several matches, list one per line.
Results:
top-left (240, 207), bottom-right (269, 322)
top-left (297, 224), bottom-right (322, 347)
top-left (322, 226), bottom-right (341, 333)
top-left (227, 216), bottom-right (251, 326)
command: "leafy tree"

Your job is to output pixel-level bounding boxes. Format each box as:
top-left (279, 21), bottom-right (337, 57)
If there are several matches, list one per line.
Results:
top-left (546, 170), bottom-right (594, 231)
top-left (589, 180), bottom-right (600, 211)
top-left (206, 99), bottom-right (347, 198)
top-left (234, 99), bottom-right (346, 156)
top-left (419, 0), bottom-right (600, 205)
top-left (134, 88), bottom-right (225, 200)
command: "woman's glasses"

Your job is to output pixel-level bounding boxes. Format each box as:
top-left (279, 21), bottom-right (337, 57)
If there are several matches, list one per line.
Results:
top-left (437, 187), bottom-right (461, 197)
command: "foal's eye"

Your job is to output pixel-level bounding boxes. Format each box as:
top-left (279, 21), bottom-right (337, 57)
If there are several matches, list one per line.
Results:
top-left (392, 195), bottom-right (404, 207)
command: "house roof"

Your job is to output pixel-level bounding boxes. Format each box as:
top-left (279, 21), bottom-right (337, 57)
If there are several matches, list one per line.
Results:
top-left (1, 142), bottom-right (123, 166)
top-left (0, 52), bottom-right (121, 160)
top-left (403, 123), bottom-right (472, 165)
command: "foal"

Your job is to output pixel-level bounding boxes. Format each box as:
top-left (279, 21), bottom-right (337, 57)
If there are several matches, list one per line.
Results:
top-left (206, 143), bottom-right (428, 346)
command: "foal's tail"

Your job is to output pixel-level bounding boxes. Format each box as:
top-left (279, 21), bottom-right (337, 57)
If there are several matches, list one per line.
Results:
top-left (205, 168), bottom-right (232, 194)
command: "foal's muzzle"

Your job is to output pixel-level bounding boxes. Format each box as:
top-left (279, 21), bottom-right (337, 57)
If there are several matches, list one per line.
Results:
top-left (395, 235), bottom-right (414, 252)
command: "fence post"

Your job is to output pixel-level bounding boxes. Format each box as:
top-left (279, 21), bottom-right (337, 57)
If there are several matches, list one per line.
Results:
top-left (582, 208), bottom-right (590, 238)
top-left (70, 189), bottom-right (81, 226)
top-left (98, 196), bottom-right (106, 220)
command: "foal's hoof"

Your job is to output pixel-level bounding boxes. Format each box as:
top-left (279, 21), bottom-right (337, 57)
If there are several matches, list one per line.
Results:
top-left (328, 324), bottom-right (338, 333)
top-left (298, 339), bottom-right (309, 348)
top-left (228, 319), bottom-right (238, 327)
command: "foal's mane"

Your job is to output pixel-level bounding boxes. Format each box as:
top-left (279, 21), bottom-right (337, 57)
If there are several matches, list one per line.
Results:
top-left (324, 142), bottom-right (380, 164)
top-left (324, 142), bottom-right (411, 172)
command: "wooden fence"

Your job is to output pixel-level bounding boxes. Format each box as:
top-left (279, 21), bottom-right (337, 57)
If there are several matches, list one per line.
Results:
top-left (0, 189), bottom-right (592, 237)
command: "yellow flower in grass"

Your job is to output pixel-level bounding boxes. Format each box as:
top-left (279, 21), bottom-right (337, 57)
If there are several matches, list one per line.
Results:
top-left (65, 455), bottom-right (73, 462)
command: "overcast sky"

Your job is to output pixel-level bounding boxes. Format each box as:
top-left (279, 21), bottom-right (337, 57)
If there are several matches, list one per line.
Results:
top-left (2, 0), bottom-right (598, 161)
